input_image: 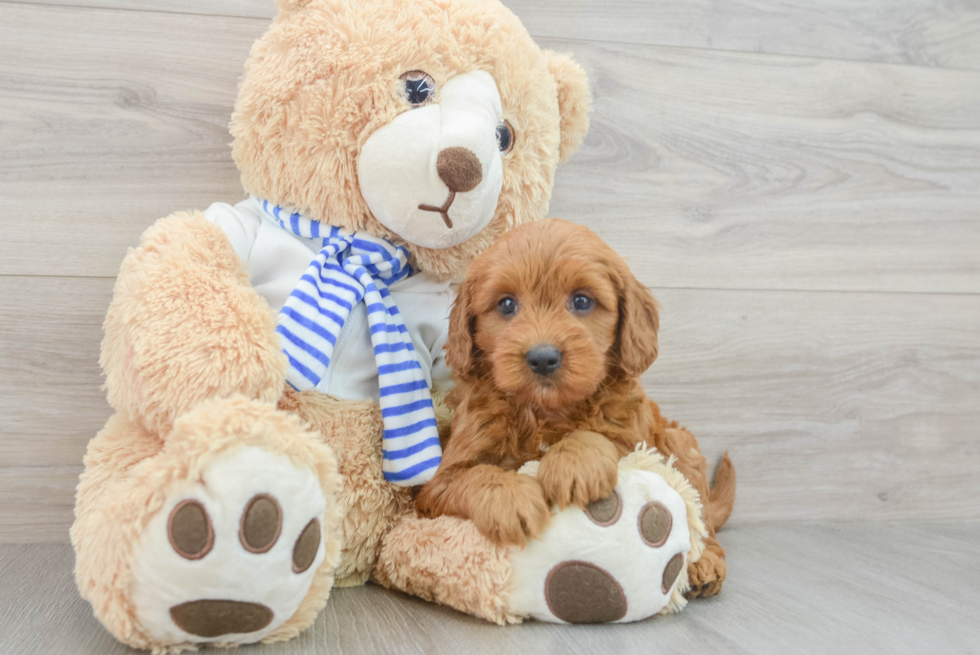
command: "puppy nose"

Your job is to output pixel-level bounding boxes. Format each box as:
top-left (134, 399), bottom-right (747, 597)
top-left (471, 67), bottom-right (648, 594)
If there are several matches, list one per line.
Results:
top-left (437, 147), bottom-right (482, 192)
top-left (526, 345), bottom-right (562, 377)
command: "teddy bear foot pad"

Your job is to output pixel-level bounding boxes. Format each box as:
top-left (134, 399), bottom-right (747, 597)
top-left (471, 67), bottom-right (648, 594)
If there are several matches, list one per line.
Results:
top-left (508, 455), bottom-right (698, 623)
top-left (130, 446), bottom-right (327, 644)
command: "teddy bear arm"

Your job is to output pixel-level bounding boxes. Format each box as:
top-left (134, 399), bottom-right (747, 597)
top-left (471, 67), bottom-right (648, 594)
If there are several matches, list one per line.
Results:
top-left (102, 210), bottom-right (287, 436)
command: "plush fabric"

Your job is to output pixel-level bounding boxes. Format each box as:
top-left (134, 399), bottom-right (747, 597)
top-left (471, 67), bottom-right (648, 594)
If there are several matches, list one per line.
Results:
top-left (277, 389), bottom-right (417, 588)
top-left (507, 454), bottom-right (698, 623)
top-left (73, 0), bottom-right (594, 647)
top-left (100, 211), bottom-right (288, 438)
top-left (129, 446), bottom-right (329, 645)
top-left (358, 70), bottom-right (506, 250)
top-left (71, 397), bottom-right (344, 652)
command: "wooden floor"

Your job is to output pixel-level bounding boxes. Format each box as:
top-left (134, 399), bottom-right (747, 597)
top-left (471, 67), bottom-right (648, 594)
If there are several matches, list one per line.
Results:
top-left (0, 0), bottom-right (979, 652)
top-left (3, 523), bottom-right (979, 654)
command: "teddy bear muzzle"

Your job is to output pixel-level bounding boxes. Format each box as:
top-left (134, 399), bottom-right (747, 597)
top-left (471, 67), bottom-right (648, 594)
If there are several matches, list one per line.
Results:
top-left (358, 70), bottom-right (505, 250)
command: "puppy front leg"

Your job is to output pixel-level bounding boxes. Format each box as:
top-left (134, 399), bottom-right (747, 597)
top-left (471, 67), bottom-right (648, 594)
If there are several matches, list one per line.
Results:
top-left (537, 430), bottom-right (620, 509)
top-left (417, 465), bottom-right (550, 547)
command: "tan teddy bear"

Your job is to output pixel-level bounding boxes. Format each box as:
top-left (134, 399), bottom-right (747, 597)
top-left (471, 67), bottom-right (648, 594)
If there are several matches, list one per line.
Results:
top-left (72, 0), bottom-right (593, 649)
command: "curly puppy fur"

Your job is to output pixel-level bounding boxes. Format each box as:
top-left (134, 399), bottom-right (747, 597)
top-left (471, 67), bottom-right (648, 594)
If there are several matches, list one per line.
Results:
top-left (415, 218), bottom-right (735, 597)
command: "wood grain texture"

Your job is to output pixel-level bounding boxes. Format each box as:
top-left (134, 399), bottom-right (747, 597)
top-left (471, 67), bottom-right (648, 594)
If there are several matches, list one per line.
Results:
top-left (558, 40), bottom-right (980, 294)
top-left (2, 275), bottom-right (977, 542)
top-left (2, 524), bottom-right (978, 654)
top-left (0, 277), bottom-right (113, 469)
top-left (647, 288), bottom-right (980, 524)
top-left (2, 3), bottom-right (979, 292)
top-left (0, 468), bottom-right (79, 543)
top-left (0, 3), bottom-right (259, 278)
top-left (7, 0), bottom-right (980, 70)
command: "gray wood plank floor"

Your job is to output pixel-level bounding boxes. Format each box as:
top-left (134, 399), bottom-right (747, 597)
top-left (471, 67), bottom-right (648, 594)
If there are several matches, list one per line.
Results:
top-left (3, 523), bottom-right (978, 655)
top-left (3, 3), bottom-right (979, 290)
top-left (1, 0), bottom-right (979, 651)
top-left (9, 0), bottom-right (980, 70)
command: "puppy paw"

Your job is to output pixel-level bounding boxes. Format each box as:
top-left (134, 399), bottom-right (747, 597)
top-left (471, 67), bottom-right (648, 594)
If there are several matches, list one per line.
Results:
top-left (538, 431), bottom-right (619, 509)
top-left (686, 542), bottom-right (727, 598)
top-left (469, 472), bottom-right (551, 547)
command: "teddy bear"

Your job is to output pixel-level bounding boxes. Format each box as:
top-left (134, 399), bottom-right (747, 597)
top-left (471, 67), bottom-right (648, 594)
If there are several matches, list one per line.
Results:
top-left (71, 0), bottom-right (596, 649)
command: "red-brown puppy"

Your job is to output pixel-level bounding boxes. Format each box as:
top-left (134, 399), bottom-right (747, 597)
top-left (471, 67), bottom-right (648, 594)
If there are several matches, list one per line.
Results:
top-left (416, 218), bottom-right (734, 596)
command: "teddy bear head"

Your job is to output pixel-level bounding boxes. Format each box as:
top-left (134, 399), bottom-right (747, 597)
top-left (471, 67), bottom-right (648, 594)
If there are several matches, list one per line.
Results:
top-left (231, 0), bottom-right (590, 280)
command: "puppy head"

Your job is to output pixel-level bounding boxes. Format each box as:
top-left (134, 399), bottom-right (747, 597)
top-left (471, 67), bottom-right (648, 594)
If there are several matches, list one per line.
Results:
top-left (447, 218), bottom-right (659, 409)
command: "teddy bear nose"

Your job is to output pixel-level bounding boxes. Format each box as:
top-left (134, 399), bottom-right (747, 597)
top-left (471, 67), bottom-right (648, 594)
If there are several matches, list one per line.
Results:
top-left (526, 345), bottom-right (562, 377)
top-left (437, 147), bottom-right (483, 193)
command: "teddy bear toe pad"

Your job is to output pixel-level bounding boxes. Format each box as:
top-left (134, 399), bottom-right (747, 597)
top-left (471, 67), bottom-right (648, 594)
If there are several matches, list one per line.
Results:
top-left (168, 499), bottom-right (214, 560)
top-left (131, 446), bottom-right (327, 644)
top-left (169, 599), bottom-right (274, 638)
top-left (544, 560), bottom-right (627, 623)
top-left (509, 468), bottom-right (691, 623)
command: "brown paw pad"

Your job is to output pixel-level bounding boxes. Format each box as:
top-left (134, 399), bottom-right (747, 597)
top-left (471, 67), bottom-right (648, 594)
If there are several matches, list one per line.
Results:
top-left (585, 491), bottom-right (622, 526)
top-left (545, 560), bottom-right (627, 623)
top-left (638, 501), bottom-right (672, 547)
top-left (168, 500), bottom-right (214, 560)
top-left (170, 599), bottom-right (273, 638)
top-left (662, 553), bottom-right (685, 594)
top-left (240, 493), bottom-right (282, 554)
top-left (292, 518), bottom-right (321, 573)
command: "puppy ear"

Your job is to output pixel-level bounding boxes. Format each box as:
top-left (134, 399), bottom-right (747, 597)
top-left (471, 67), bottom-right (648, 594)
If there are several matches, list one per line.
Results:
top-left (615, 269), bottom-right (660, 378)
top-left (545, 50), bottom-right (592, 163)
top-left (445, 276), bottom-right (478, 379)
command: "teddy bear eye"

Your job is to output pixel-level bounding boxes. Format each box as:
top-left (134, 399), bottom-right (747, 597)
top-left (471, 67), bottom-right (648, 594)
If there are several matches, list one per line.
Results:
top-left (570, 294), bottom-right (594, 313)
top-left (498, 295), bottom-right (518, 317)
top-left (400, 71), bottom-right (436, 107)
top-left (496, 120), bottom-right (515, 155)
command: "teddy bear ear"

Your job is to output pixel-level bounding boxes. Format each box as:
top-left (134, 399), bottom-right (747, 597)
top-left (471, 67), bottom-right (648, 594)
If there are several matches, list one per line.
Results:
top-left (545, 50), bottom-right (592, 163)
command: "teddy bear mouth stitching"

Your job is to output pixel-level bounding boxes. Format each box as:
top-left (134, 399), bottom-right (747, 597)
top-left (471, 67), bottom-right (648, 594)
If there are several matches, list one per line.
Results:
top-left (418, 191), bottom-right (456, 229)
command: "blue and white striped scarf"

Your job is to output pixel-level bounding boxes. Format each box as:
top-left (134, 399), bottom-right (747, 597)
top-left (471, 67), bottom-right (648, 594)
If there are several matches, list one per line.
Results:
top-left (258, 198), bottom-right (442, 487)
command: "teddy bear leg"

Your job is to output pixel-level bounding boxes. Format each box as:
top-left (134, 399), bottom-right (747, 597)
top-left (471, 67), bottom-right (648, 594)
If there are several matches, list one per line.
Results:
top-left (278, 390), bottom-right (416, 587)
top-left (71, 396), bottom-right (343, 651)
top-left (373, 515), bottom-right (520, 625)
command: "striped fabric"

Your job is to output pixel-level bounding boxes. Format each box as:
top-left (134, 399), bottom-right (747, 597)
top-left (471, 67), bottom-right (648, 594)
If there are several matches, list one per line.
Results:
top-left (257, 198), bottom-right (442, 487)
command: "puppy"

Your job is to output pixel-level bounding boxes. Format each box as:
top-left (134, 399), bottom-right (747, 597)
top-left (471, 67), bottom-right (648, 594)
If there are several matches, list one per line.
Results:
top-left (416, 218), bottom-right (734, 596)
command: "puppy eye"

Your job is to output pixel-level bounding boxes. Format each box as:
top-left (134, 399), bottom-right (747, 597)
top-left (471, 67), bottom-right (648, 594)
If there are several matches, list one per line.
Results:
top-left (496, 120), bottom-right (515, 155)
top-left (498, 295), bottom-right (518, 317)
top-left (400, 71), bottom-right (436, 107)
top-left (570, 294), bottom-right (594, 313)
